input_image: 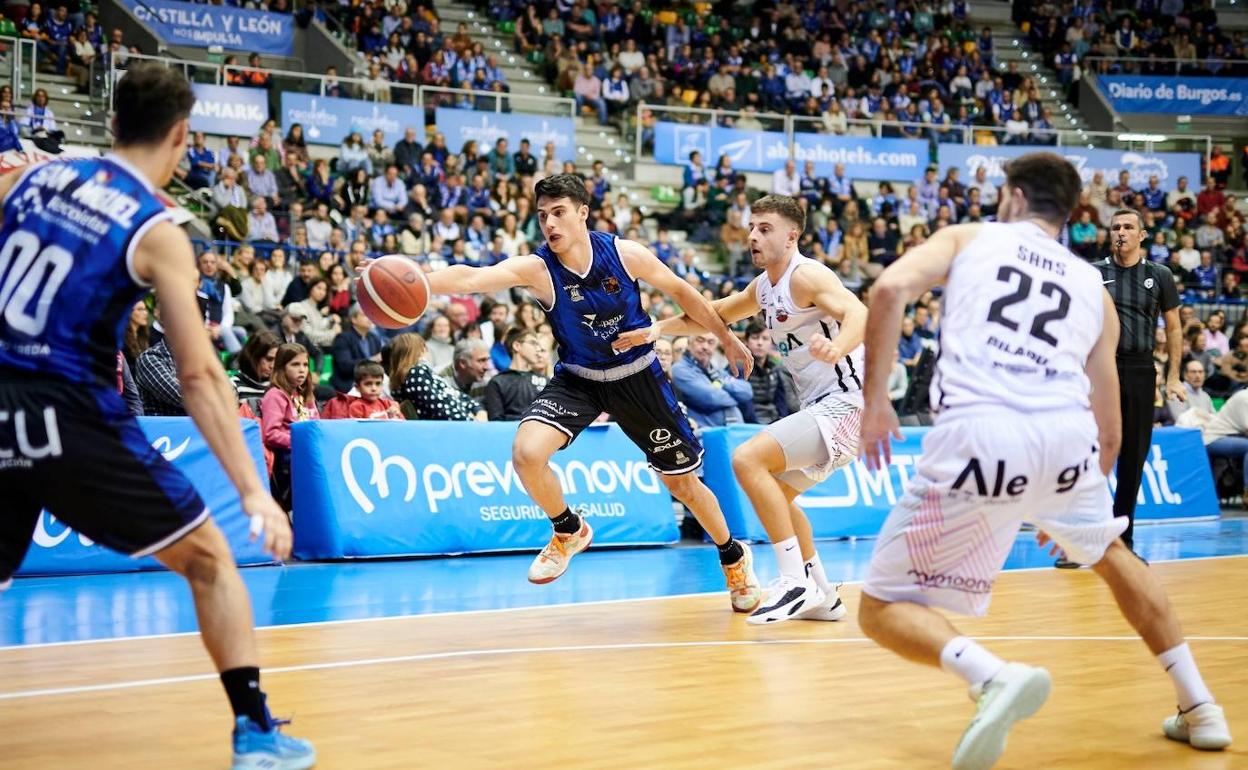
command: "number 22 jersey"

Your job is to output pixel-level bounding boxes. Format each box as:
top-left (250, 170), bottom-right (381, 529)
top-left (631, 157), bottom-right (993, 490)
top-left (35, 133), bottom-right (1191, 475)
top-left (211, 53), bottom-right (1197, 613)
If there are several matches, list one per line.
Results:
top-left (0, 154), bottom-right (170, 387)
top-left (933, 221), bottom-right (1105, 415)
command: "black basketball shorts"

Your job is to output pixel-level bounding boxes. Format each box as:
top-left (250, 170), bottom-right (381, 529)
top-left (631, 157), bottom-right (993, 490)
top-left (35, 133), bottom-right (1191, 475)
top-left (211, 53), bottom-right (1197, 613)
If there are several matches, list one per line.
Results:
top-left (0, 376), bottom-right (207, 580)
top-left (521, 357), bottom-right (703, 474)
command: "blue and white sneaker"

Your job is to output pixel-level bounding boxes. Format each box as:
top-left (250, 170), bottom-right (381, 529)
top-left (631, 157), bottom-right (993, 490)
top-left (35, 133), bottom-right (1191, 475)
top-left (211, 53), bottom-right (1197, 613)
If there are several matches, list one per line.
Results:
top-left (232, 714), bottom-right (316, 770)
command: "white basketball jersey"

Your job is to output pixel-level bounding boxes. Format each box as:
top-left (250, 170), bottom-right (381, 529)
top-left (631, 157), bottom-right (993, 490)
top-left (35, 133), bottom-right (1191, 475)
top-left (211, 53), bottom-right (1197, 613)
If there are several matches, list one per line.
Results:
top-left (755, 252), bottom-right (865, 406)
top-left (932, 221), bottom-right (1104, 415)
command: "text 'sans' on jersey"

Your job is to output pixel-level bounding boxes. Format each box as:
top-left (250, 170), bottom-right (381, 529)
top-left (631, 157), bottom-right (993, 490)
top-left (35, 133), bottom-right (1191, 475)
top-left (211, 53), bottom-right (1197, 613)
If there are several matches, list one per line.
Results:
top-left (933, 221), bottom-right (1104, 415)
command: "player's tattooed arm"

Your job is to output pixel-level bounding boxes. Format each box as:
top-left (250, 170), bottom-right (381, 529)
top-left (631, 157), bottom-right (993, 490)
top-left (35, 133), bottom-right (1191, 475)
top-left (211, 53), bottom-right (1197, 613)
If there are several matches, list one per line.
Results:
top-left (791, 264), bottom-right (867, 365)
top-left (613, 277), bottom-right (762, 349)
top-left (862, 224), bottom-right (977, 470)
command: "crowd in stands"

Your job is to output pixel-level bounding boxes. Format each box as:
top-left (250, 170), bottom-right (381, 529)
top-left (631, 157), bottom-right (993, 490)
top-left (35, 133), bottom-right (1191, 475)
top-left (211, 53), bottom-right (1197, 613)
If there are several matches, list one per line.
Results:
top-left (483, 0), bottom-right (1068, 146)
top-left (1014, 0), bottom-right (1248, 83)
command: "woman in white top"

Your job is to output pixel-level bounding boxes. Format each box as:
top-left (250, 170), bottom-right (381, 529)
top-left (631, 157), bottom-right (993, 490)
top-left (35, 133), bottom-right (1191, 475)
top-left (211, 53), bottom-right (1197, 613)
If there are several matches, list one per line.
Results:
top-left (22, 89), bottom-right (58, 135)
top-left (289, 277), bottom-right (341, 347)
top-left (496, 212), bottom-right (528, 257)
top-left (240, 260), bottom-right (282, 315)
top-left (263, 247), bottom-right (294, 300)
top-left (422, 313), bottom-right (456, 373)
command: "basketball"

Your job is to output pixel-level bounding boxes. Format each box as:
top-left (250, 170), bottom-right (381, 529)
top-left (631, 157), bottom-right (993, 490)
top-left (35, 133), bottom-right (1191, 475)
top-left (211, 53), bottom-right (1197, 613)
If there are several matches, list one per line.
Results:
top-left (356, 255), bottom-right (430, 329)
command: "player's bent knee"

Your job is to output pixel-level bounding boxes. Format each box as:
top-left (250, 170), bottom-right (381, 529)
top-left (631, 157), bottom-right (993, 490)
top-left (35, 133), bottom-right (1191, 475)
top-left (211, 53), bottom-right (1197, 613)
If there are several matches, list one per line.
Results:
top-left (1090, 538), bottom-right (1132, 577)
top-left (154, 520), bottom-right (232, 585)
top-left (511, 441), bottom-right (553, 475)
top-left (660, 470), bottom-right (700, 499)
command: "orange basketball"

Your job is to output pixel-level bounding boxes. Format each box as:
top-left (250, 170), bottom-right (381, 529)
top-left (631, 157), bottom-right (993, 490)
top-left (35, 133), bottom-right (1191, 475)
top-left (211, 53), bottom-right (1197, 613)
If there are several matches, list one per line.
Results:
top-left (356, 255), bottom-right (430, 329)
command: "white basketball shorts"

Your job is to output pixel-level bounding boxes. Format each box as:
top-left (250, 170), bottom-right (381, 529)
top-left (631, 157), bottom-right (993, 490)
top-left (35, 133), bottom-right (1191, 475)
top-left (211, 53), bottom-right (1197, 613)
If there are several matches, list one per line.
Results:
top-left (862, 407), bottom-right (1128, 616)
top-left (762, 392), bottom-right (864, 492)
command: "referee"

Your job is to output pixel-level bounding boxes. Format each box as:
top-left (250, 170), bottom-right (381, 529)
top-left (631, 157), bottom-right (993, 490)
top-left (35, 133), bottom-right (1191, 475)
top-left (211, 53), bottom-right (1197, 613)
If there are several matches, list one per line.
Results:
top-left (1073, 208), bottom-right (1184, 566)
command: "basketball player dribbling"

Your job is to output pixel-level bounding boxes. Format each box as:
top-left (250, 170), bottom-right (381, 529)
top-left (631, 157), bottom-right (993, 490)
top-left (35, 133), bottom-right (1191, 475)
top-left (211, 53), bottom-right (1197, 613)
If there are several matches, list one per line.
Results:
top-left (614, 195), bottom-right (865, 625)
top-left (856, 152), bottom-right (1231, 769)
top-left (413, 174), bottom-right (764, 611)
top-left (0, 67), bottom-right (314, 769)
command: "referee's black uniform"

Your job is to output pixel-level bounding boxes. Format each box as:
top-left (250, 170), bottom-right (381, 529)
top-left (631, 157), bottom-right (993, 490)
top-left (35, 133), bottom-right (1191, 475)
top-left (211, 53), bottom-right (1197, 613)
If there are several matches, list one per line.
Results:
top-left (1093, 256), bottom-right (1179, 549)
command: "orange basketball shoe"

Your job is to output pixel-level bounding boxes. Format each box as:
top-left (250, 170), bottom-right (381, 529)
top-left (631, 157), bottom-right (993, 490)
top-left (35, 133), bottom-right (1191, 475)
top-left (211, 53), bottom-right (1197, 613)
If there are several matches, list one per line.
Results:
top-left (527, 518), bottom-right (594, 584)
top-left (722, 540), bottom-right (763, 613)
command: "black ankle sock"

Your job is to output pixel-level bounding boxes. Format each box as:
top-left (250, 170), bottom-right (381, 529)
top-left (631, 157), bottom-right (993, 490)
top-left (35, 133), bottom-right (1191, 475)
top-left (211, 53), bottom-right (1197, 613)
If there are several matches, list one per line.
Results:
top-left (551, 508), bottom-right (581, 534)
top-left (220, 667), bottom-right (270, 728)
top-left (715, 538), bottom-right (744, 565)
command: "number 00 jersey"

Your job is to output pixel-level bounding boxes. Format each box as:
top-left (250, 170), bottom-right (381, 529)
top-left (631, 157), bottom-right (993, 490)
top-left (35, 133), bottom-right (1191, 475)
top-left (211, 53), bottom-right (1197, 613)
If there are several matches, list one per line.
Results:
top-left (0, 155), bottom-right (170, 387)
top-left (755, 252), bottom-right (864, 407)
top-left (933, 221), bottom-right (1104, 415)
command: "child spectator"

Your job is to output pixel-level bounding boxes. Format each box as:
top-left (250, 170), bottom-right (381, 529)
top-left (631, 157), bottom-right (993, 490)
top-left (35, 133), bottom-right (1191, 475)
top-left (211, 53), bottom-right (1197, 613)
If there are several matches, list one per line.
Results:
top-left (261, 343), bottom-right (320, 511)
top-left (322, 361), bottom-right (403, 420)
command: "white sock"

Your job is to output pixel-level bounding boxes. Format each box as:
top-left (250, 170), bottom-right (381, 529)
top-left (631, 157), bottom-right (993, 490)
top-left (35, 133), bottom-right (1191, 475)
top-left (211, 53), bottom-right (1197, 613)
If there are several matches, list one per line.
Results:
top-left (805, 553), bottom-right (832, 594)
top-left (772, 536), bottom-right (804, 579)
top-left (940, 636), bottom-right (1006, 687)
top-left (1158, 642), bottom-right (1214, 712)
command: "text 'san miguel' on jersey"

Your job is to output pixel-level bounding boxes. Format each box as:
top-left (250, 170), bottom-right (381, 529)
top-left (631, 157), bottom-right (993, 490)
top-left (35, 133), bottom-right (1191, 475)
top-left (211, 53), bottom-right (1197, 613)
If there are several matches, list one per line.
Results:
top-left (0, 155), bottom-right (170, 387)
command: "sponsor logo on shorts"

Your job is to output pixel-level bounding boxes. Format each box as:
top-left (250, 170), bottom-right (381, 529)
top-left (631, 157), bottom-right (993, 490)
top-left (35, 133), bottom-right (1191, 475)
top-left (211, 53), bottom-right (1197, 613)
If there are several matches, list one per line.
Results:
top-left (907, 569), bottom-right (994, 594)
top-left (649, 427), bottom-right (683, 452)
top-left (532, 398), bottom-right (578, 417)
top-left (0, 406), bottom-right (62, 468)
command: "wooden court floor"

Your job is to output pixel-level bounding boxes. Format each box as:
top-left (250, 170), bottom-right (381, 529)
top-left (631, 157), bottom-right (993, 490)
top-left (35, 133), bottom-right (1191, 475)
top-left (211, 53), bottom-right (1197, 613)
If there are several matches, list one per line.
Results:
top-left (0, 556), bottom-right (1244, 769)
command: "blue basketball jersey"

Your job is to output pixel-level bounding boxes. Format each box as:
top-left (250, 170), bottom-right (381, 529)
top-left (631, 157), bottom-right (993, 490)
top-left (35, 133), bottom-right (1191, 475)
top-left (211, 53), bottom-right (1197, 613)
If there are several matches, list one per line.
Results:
top-left (0, 154), bottom-right (171, 386)
top-left (533, 231), bottom-right (653, 371)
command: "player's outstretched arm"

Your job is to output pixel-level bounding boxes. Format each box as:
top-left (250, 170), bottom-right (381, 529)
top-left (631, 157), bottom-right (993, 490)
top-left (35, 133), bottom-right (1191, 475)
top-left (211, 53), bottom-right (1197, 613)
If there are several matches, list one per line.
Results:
top-left (1086, 289), bottom-right (1123, 476)
top-left (861, 224), bottom-right (975, 469)
top-left (613, 277), bottom-right (762, 351)
top-left (616, 239), bottom-right (754, 377)
top-left (424, 255), bottom-right (547, 297)
top-left (135, 221), bottom-right (292, 559)
top-left (792, 264), bottom-right (867, 365)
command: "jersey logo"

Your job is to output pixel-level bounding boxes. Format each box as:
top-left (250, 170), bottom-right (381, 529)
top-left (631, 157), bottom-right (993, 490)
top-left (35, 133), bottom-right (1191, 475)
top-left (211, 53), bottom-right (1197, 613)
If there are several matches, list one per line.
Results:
top-left (565, 284), bottom-right (583, 302)
top-left (601, 276), bottom-right (621, 294)
top-left (776, 311), bottom-right (789, 322)
top-left (1144, 277), bottom-right (1154, 289)
top-left (1102, 280), bottom-right (1114, 285)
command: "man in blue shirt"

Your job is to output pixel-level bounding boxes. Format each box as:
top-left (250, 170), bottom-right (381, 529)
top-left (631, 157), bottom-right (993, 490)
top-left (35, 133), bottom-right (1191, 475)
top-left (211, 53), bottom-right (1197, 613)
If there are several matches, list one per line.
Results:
top-left (185, 131), bottom-right (216, 189)
top-left (1140, 175), bottom-right (1167, 214)
top-left (369, 164), bottom-right (407, 214)
top-left (43, 5), bottom-right (74, 74)
top-left (671, 331), bottom-right (756, 426)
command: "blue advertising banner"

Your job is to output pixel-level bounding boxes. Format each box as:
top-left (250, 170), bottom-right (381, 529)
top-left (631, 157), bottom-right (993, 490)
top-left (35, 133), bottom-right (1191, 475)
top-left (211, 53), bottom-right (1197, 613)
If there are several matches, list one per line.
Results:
top-left (292, 421), bottom-right (678, 559)
top-left (281, 92), bottom-right (421, 147)
top-left (435, 107), bottom-right (577, 163)
top-left (936, 144), bottom-right (1202, 192)
top-left (1099, 75), bottom-right (1248, 116)
top-left (703, 426), bottom-right (1217, 543)
top-left (16, 418), bottom-right (273, 575)
top-left (653, 121), bottom-right (928, 181)
top-left (190, 84), bottom-right (269, 136)
top-left (128, 0), bottom-right (293, 56)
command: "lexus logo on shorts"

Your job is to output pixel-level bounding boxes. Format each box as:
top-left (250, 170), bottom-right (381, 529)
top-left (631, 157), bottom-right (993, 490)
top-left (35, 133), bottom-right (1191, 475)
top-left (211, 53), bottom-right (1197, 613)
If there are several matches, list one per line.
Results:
top-left (649, 428), bottom-right (672, 443)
